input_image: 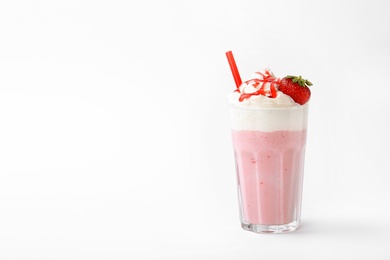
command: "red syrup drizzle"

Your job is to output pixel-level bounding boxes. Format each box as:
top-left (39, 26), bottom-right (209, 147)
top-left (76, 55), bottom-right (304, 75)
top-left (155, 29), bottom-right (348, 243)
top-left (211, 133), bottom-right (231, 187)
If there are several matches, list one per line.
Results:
top-left (237, 70), bottom-right (281, 102)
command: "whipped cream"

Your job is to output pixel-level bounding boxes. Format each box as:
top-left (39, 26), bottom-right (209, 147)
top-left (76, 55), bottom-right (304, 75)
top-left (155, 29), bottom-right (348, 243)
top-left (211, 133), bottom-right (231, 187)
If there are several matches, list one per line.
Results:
top-left (228, 69), bottom-right (299, 108)
top-left (228, 91), bottom-right (298, 108)
top-left (228, 69), bottom-right (308, 132)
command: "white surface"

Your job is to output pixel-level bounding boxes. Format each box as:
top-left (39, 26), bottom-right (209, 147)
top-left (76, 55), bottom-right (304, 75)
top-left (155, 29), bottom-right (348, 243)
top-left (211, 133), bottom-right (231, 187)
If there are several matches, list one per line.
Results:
top-left (1, 0), bottom-right (390, 259)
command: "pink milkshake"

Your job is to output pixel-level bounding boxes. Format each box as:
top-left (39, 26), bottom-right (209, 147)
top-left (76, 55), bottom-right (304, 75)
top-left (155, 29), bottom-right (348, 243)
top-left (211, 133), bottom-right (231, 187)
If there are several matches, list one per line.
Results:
top-left (233, 129), bottom-right (307, 226)
top-left (226, 51), bottom-right (312, 233)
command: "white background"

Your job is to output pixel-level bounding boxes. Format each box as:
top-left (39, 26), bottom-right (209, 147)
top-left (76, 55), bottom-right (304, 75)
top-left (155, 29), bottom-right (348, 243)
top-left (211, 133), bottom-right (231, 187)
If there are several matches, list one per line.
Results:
top-left (1, 0), bottom-right (390, 259)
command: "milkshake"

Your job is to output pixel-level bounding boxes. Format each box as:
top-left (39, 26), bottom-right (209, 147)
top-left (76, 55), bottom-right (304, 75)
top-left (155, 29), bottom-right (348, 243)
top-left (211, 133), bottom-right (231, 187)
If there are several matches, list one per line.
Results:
top-left (226, 51), bottom-right (313, 233)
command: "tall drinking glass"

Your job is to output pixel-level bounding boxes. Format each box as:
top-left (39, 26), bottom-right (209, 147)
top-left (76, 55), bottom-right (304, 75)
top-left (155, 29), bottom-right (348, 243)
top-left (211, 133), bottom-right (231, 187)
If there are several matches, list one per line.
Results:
top-left (229, 103), bottom-right (309, 233)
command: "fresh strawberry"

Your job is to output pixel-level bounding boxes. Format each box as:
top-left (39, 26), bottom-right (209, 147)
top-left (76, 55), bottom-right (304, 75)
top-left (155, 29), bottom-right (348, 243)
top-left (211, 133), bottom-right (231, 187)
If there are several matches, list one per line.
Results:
top-left (278, 75), bottom-right (313, 105)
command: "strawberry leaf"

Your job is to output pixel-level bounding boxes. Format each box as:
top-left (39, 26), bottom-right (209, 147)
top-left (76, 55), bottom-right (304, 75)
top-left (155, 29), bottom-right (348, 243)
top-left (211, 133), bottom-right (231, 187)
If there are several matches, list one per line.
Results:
top-left (305, 80), bottom-right (313, 86)
top-left (284, 75), bottom-right (313, 88)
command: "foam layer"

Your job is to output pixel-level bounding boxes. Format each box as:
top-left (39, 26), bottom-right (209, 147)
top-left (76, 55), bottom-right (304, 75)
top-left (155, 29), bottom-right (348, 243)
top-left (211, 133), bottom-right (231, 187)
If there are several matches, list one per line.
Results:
top-left (229, 103), bottom-right (308, 132)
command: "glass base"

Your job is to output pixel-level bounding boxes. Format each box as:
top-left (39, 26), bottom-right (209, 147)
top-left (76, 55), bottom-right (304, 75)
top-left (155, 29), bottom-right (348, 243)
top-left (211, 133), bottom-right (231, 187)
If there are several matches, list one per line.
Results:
top-left (241, 220), bottom-right (300, 234)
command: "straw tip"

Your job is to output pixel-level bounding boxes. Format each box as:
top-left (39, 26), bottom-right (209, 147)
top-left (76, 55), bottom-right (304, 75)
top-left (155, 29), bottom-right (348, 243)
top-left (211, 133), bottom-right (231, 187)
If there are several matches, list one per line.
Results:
top-left (225, 50), bottom-right (242, 88)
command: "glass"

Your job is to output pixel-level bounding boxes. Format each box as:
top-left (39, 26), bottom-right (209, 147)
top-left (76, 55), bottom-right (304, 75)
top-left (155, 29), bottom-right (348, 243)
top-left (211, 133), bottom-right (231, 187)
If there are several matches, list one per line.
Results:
top-left (229, 104), bottom-right (309, 233)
